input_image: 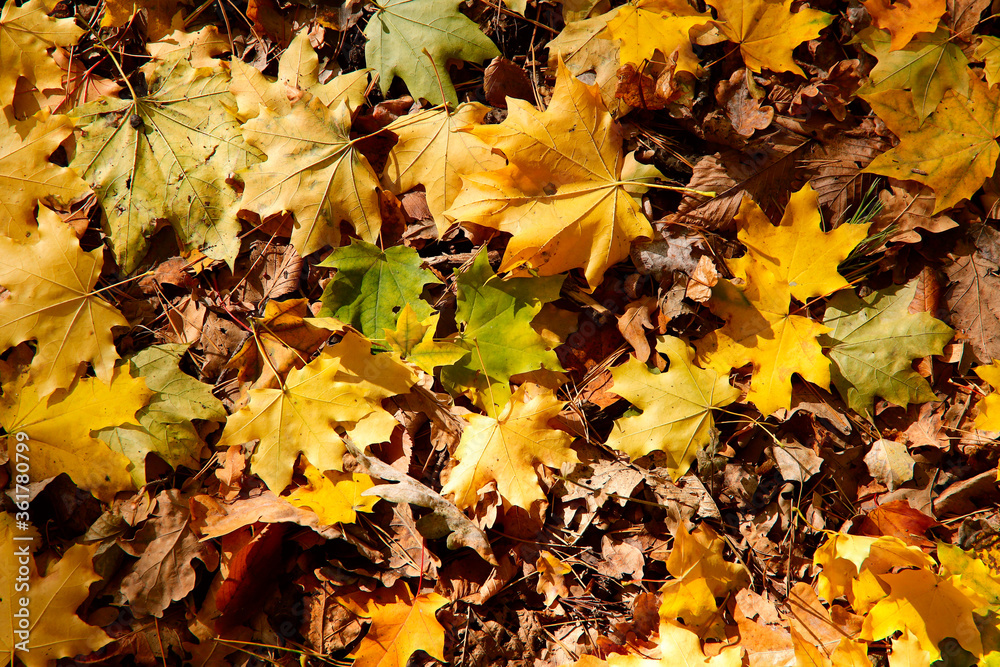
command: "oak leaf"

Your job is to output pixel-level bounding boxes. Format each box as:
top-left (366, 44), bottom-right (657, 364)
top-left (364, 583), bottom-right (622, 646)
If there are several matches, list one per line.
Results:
top-left (363, 0), bottom-right (499, 107)
top-left (973, 360), bottom-right (1000, 430)
top-left (318, 239), bottom-right (440, 340)
top-left (239, 96), bottom-right (381, 258)
top-left (229, 32), bottom-right (369, 121)
top-left (0, 0), bottom-right (83, 106)
top-left (342, 581), bottom-right (448, 667)
top-left (218, 331), bottom-right (415, 492)
top-left (441, 384), bottom-right (578, 510)
top-left (536, 551), bottom-right (573, 606)
top-left (71, 59), bottom-right (254, 273)
top-left (96, 344), bottom-right (227, 486)
top-left (446, 60), bottom-right (659, 290)
top-left (0, 516), bottom-right (112, 667)
top-left (821, 282), bottom-right (953, 418)
top-left (601, 0), bottom-right (713, 74)
top-left (608, 336), bottom-right (739, 478)
top-left (0, 364), bottom-right (151, 501)
top-left (0, 206), bottom-right (130, 397)
top-left (121, 489), bottom-right (219, 617)
top-left (0, 111), bottom-right (90, 239)
top-left (381, 103), bottom-right (505, 235)
top-left (439, 251), bottom-right (564, 414)
top-left (695, 185), bottom-right (868, 415)
top-left (286, 458), bottom-right (378, 525)
top-left (704, 0), bottom-right (834, 76)
top-left (857, 27), bottom-right (970, 122)
top-left (861, 0), bottom-right (946, 51)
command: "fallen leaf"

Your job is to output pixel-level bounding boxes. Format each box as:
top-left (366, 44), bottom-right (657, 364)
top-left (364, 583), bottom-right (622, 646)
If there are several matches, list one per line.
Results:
top-left (342, 581), bottom-right (449, 667)
top-left (383, 306), bottom-right (465, 375)
top-left (608, 336), bottom-right (739, 477)
top-left (0, 0), bottom-right (83, 106)
top-left (974, 359), bottom-right (1000, 430)
top-left (447, 60), bottom-right (659, 290)
top-left (861, 0), bottom-right (946, 51)
top-left (863, 439), bottom-right (915, 491)
top-left (286, 458), bottom-right (378, 525)
top-left (364, 0), bottom-right (499, 106)
top-left (536, 550), bottom-right (573, 606)
top-left (601, 0), bottom-right (713, 74)
top-left (441, 384), bottom-right (578, 510)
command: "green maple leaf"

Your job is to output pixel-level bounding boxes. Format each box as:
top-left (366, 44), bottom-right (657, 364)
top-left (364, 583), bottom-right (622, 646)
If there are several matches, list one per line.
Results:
top-left (318, 240), bottom-right (440, 340)
top-left (821, 282), bottom-right (953, 418)
top-left (96, 344), bottom-right (227, 485)
top-left (71, 59), bottom-right (258, 274)
top-left (364, 0), bottom-right (500, 107)
top-left (441, 251), bottom-right (564, 414)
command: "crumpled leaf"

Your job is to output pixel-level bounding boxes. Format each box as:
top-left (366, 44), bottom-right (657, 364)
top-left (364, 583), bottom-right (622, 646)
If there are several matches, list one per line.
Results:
top-left (218, 331), bottom-right (415, 492)
top-left (695, 185), bottom-right (869, 415)
top-left (0, 516), bottom-right (112, 667)
top-left (863, 439), bottom-right (915, 491)
top-left (349, 440), bottom-right (498, 564)
top-left (341, 581), bottom-right (448, 667)
top-left (381, 103), bottom-right (505, 235)
top-left (364, 0), bottom-right (499, 107)
top-left (447, 60), bottom-right (659, 290)
top-left (0, 0), bottom-right (83, 106)
top-left (440, 251), bottom-right (564, 414)
top-left (121, 489), bottom-right (219, 618)
top-left (863, 78), bottom-right (1000, 214)
top-left (0, 365), bottom-right (151, 501)
top-left (286, 458), bottom-right (378, 525)
top-left (239, 96), bottom-right (381, 257)
top-left (71, 59), bottom-right (255, 273)
top-left (601, 0), bottom-right (713, 74)
top-left (608, 336), bottom-right (739, 478)
top-left (229, 32), bottom-right (369, 121)
top-left (0, 110), bottom-right (90, 240)
top-left (821, 282), bottom-right (953, 418)
top-left (536, 551), bottom-right (573, 606)
top-left (318, 239), bottom-right (440, 340)
top-left (96, 344), bottom-right (226, 486)
top-left (861, 0), bottom-right (946, 51)
top-left (0, 203), bottom-right (129, 399)
top-left (442, 384), bottom-right (578, 510)
top-left (704, 0), bottom-right (834, 76)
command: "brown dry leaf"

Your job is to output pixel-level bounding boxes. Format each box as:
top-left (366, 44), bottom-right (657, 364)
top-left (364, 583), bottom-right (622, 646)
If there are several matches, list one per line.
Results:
top-left (686, 255), bottom-right (719, 302)
top-left (484, 56), bottom-right (535, 108)
top-left (617, 297), bottom-right (657, 362)
top-left (189, 491), bottom-right (343, 540)
top-left (803, 130), bottom-right (888, 225)
top-left (121, 489), bottom-right (220, 617)
top-left (536, 550), bottom-right (573, 606)
top-left (943, 225), bottom-right (1000, 364)
top-left (869, 183), bottom-right (959, 244)
top-left (615, 63), bottom-right (667, 110)
top-left (716, 69), bottom-right (774, 137)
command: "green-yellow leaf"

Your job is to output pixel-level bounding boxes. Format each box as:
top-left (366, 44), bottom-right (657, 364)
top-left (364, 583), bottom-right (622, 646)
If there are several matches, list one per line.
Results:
top-left (608, 336), bottom-right (738, 478)
top-left (385, 305), bottom-right (465, 375)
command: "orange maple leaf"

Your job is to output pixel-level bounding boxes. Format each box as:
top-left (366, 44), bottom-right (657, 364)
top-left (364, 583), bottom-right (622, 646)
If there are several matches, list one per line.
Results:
top-left (342, 582), bottom-right (448, 667)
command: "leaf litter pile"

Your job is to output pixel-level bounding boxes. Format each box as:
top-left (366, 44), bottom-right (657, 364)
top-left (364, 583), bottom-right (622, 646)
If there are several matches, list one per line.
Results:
top-left (5, 0), bottom-right (1000, 665)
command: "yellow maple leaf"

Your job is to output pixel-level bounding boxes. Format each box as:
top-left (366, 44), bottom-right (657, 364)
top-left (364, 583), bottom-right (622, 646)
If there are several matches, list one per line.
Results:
top-left (695, 185), bottom-right (868, 415)
top-left (888, 631), bottom-right (931, 667)
top-left (861, 0), bottom-right (946, 51)
top-left (0, 206), bottom-right (130, 399)
top-left (218, 331), bottom-right (415, 493)
top-left (607, 336), bottom-right (739, 477)
top-left (973, 360), bottom-right (1000, 431)
top-left (659, 523), bottom-right (749, 631)
top-left (382, 103), bottom-right (505, 236)
top-left (446, 60), bottom-right (658, 290)
top-left (229, 32), bottom-right (369, 122)
top-left (0, 516), bottom-right (112, 667)
top-left (705, 0), bottom-right (834, 76)
top-left (286, 458), bottom-right (378, 525)
top-left (591, 619), bottom-right (744, 667)
top-left (342, 581), bottom-right (448, 667)
top-left (0, 365), bottom-right (151, 501)
top-left (0, 112), bottom-right (90, 239)
top-left (601, 0), bottom-right (713, 73)
top-left (863, 76), bottom-right (1000, 213)
top-left (383, 305), bottom-right (465, 375)
top-left (441, 384), bottom-right (579, 510)
top-left (0, 0), bottom-right (83, 105)
top-left (812, 533), bottom-right (936, 604)
top-left (239, 96), bottom-right (382, 258)
top-left (862, 569), bottom-right (982, 660)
